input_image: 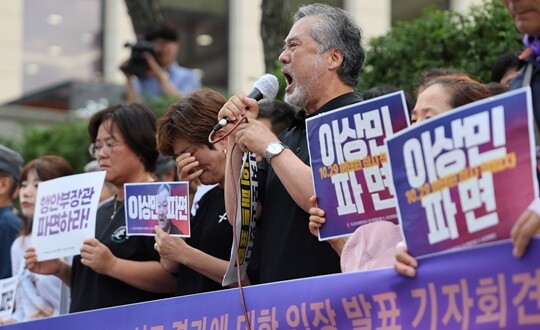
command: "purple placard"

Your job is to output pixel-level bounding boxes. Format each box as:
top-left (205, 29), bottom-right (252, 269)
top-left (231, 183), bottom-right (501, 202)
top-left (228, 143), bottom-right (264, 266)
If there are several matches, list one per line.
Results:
top-left (5, 238), bottom-right (540, 329)
top-left (124, 182), bottom-right (190, 237)
top-left (386, 87), bottom-right (538, 257)
top-left (306, 91), bottom-right (409, 240)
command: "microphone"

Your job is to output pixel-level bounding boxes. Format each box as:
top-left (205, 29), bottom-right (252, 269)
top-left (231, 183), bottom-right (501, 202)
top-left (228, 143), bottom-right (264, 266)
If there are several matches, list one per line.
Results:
top-left (213, 74), bottom-right (279, 131)
top-left (247, 73), bottom-right (279, 100)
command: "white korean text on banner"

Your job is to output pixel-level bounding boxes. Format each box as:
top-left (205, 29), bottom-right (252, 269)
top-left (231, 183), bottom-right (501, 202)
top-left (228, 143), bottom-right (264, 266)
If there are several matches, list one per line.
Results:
top-left (306, 91), bottom-right (409, 240)
top-left (386, 88), bottom-right (538, 257)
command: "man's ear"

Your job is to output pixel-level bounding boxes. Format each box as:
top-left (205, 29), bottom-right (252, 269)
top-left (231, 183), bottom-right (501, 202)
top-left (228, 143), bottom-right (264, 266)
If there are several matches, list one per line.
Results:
top-left (327, 48), bottom-right (343, 71)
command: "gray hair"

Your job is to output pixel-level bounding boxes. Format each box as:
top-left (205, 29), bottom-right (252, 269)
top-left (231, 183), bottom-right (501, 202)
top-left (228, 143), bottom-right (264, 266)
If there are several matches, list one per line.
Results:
top-left (294, 3), bottom-right (364, 87)
top-left (157, 183), bottom-right (171, 195)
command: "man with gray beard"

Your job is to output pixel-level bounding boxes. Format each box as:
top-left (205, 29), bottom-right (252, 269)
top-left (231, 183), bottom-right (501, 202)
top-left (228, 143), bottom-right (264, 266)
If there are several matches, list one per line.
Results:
top-left (218, 3), bottom-right (365, 283)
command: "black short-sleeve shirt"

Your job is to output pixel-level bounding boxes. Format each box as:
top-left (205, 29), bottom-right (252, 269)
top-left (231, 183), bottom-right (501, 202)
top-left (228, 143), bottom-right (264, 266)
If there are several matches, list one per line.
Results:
top-left (255, 92), bottom-right (364, 283)
top-left (70, 198), bottom-right (170, 312)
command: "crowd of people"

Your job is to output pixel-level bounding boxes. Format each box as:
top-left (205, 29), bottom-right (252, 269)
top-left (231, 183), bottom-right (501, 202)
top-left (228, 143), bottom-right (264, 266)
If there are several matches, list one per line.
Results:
top-left (1, 0), bottom-right (539, 325)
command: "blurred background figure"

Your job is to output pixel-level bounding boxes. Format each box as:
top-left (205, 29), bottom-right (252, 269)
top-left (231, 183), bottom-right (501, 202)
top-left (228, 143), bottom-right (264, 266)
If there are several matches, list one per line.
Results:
top-left (257, 99), bottom-right (297, 137)
top-left (491, 50), bottom-right (521, 87)
top-left (503, 0), bottom-right (540, 260)
top-left (255, 99), bottom-right (297, 162)
top-left (0, 145), bottom-right (24, 280)
top-left (123, 22), bottom-right (201, 103)
top-left (153, 155), bottom-right (177, 182)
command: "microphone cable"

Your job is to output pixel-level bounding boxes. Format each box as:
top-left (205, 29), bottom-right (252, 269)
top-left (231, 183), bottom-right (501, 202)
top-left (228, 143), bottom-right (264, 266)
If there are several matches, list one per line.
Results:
top-left (208, 116), bottom-right (248, 144)
top-left (208, 117), bottom-right (253, 330)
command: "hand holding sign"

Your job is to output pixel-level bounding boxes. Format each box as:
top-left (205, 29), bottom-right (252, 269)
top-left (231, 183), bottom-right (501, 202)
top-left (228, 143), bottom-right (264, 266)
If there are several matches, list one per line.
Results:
top-left (31, 171), bottom-right (105, 261)
top-left (80, 238), bottom-right (117, 275)
top-left (387, 88), bottom-right (537, 258)
top-left (394, 242), bottom-right (418, 278)
top-left (24, 247), bottom-right (72, 288)
top-left (308, 196), bottom-right (326, 237)
top-left (511, 200), bottom-right (540, 258)
top-left (154, 226), bottom-right (188, 263)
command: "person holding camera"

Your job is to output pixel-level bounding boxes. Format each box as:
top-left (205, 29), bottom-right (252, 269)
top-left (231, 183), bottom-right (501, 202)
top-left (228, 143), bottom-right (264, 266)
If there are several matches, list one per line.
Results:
top-left (122, 23), bottom-right (201, 103)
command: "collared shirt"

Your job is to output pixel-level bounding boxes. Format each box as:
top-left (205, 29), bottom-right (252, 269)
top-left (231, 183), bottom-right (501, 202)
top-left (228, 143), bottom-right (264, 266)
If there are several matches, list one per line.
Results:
top-left (133, 63), bottom-right (201, 100)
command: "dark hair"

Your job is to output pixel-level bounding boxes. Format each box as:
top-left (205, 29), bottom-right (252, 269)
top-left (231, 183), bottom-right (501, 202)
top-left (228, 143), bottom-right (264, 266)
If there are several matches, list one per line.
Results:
top-left (485, 82), bottom-right (508, 96)
top-left (157, 88), bottom-right (226, 156)
top-left (154, 155), bottom-right (177, 181)
top-left (491, 51), bottom-right (521, 83)
top-left (88, 103), bottom-right (158, 172)
top-left (423, 75), bottom-right (491, 109)
top-left (19, 155), bottom-right (74, 236)
top-left (294, 3), bottom-right (364, 87)
top-left (257, 99), bottom-right (297, 136)
top-left (144, 23), bottom-right (178, 42)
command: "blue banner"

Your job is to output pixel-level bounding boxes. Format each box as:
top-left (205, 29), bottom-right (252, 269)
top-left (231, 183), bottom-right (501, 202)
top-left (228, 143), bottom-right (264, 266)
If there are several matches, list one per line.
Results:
top-left (6, 238), bottom-right (540, 329)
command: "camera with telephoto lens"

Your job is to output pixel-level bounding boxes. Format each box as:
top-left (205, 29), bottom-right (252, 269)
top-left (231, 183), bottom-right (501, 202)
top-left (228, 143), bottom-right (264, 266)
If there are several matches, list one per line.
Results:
top-left (120, 40), bottom-right (157, 77)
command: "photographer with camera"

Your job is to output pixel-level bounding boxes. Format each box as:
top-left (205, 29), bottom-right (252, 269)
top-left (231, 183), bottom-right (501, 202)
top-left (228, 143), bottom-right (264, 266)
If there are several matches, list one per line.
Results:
top-left (122, 23), bottom-right (201, 103)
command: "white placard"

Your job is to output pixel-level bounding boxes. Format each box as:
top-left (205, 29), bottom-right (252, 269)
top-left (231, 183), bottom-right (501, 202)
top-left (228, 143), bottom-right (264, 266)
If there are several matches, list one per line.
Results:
top-left (31, 171), bottom-right (106, 261)
top-left (0, 275), bottom-right (18, 319)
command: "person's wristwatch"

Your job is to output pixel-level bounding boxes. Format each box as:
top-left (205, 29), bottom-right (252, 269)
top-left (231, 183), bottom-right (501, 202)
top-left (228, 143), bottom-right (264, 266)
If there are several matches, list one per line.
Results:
top-left (264, 141), bottom-right (288, 163)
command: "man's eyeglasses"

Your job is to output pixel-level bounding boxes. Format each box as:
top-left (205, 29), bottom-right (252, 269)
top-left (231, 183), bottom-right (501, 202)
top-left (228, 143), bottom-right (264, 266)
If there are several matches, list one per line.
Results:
top-left (88, 142), bottom-right (122, 158)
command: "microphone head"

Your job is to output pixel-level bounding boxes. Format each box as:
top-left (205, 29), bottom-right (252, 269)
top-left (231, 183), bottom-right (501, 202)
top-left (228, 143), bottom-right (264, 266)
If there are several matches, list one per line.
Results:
top-left (252, 74), bottom-right (279, 100)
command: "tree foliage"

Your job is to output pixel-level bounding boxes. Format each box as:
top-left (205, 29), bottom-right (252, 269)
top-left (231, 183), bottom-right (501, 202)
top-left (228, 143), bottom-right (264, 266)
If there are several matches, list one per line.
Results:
top-left (0, 95), bottom-right (179, 174)
top-left (359, 0), bottom-right (523, 96)
top-left (123, 0), bottom-right (164, 37)
top-left (5, 0), bottom-right (523, 173)
top-left (16, 120), bottom-right (92, 173)
top-left (261, 0), bottom-right (292, 74)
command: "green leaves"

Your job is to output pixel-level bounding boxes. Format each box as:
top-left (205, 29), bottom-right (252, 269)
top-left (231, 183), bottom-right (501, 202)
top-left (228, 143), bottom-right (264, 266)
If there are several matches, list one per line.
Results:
top-left (359, 0), bottom-right (522, 97)
top-left (18, 120), bottom-right (92, 173)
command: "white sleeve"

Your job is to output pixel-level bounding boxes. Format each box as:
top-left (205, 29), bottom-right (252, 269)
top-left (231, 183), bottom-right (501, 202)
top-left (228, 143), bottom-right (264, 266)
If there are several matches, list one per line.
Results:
top-left (527, 197), bottom-right (540, 216)
top-left (10, 238), bottom-right (25, 321)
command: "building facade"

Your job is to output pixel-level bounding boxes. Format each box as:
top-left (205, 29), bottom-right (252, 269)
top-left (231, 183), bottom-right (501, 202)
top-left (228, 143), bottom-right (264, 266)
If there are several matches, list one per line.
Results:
top-left (0, 0), bottom-right (483, 107)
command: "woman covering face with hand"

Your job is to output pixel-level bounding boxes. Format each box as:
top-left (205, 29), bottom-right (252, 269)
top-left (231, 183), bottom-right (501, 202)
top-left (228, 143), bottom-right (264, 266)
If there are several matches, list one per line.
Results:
top-left (155, 88), bottom-right (246, 296)
top-left (24, 104), bottom-right (176, 313)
